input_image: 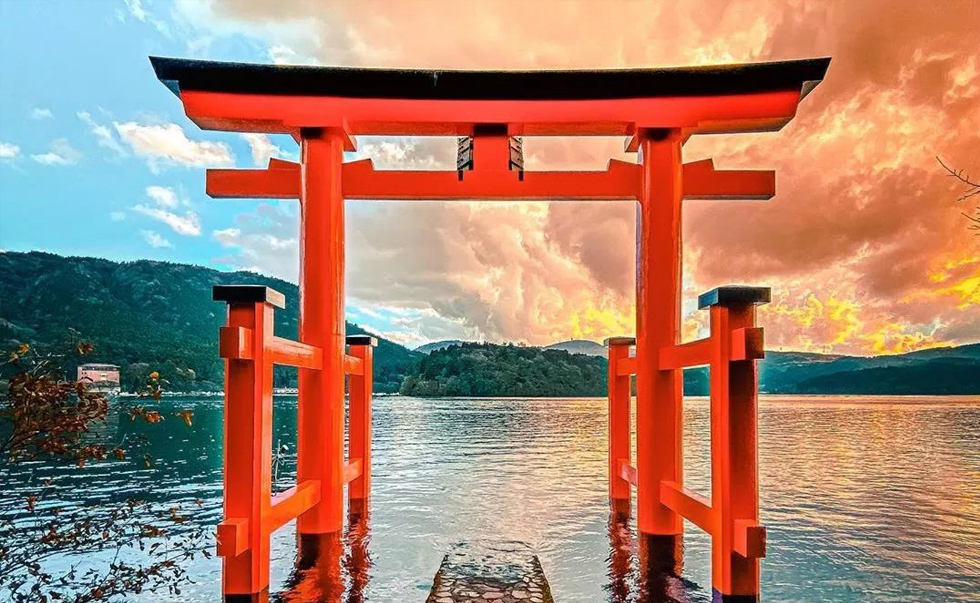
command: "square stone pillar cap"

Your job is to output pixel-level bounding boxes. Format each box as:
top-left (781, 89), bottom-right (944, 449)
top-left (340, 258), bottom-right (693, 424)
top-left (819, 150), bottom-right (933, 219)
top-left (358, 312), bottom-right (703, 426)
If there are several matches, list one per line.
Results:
top-left (698, 286), bottom-right (770, 309)
top-left (213, 285), bottom-right (286, 309)
top-left (346, 335), bottom-right (378, 347)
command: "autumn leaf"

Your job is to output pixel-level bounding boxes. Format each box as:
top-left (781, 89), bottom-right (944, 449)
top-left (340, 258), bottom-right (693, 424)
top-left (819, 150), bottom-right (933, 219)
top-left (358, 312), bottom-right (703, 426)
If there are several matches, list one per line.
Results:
top-left (175, 410), bottom-right (194, 428)
top-left (18, 342), bottom-right (30, 354)
top-left (26, 495), bottom-right (36, 513)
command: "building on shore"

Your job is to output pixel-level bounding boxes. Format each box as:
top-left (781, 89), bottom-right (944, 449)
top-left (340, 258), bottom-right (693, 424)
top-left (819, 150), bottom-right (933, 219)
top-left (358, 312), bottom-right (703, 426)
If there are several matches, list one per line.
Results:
top-left (77, 363), bottom-right (121, 394)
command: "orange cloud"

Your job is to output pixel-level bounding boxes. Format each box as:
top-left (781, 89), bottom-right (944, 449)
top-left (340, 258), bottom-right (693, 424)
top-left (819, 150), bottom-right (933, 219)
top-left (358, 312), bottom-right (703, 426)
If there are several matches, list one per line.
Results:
top-left (190, 0), bottom-right (980, 352)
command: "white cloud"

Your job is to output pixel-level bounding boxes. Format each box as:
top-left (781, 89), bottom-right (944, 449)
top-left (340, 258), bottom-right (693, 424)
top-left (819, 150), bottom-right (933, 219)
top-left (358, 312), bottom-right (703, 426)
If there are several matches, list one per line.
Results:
top-left (145, 185), bottom-right (180, 208)
top-left (213, 227), bottom-right (241, 244)
top-left (31, 139), bottom-right (82, 165)
top-left (140, 229), bottom-right (172, 248)
top-left (110, 211), bottom-right (127, 222)
top-left (240, 133), bottom-right (284, 167)
top-left (115, 121), bottom-right (234, 172)
top-left (0, 142), bottom-right (20, 159)
top-left (186, 35), bottom-right (213, 56)
top-left (211, 204), bottom-right (299, 281)
top-left (30, 108), bottom-right (53, 120)
top-left (267, 45), bottom-right (318, 66)
top-left (124, 0), bottom-right (147, 21)
top-left (78, 111), bottom-right (127, 156)
top-left (121, 0), bottom-right (170, 36)
top-left (133, 205), bottom-right (201, 236)
top-left (269, 45), bottom-right (296, 65)
top-left (132, 186), bottom-right (199, 235)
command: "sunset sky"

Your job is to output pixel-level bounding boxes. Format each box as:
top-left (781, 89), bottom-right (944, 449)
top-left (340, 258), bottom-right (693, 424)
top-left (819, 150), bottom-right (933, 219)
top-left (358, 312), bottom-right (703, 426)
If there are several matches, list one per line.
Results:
top-left (0, 0), bottom-right (977, 353)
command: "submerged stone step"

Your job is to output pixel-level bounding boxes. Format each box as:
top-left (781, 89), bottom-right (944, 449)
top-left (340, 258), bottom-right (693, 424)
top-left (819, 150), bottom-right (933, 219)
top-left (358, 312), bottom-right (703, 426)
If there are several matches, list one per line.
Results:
top-left (425, 541), bottom-right (555, 603)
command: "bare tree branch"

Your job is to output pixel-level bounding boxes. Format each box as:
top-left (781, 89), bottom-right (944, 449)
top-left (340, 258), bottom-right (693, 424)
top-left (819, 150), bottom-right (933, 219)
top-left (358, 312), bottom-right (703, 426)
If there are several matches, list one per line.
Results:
top-left (937, 156), bottom-right (980, 201)
top-left (938, 157), bottom-right (980, 236)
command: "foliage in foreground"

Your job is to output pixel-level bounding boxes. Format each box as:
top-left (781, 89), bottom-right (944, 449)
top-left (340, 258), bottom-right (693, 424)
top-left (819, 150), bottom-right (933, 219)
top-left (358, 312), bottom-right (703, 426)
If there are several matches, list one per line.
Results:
top-left (0, 340), bottom-right (208, 603)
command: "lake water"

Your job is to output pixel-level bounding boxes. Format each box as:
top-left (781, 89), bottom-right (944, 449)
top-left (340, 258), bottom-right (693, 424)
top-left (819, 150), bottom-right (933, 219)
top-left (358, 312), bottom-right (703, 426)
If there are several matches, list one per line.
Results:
top-left (3, 395), bottom-right (979, 602)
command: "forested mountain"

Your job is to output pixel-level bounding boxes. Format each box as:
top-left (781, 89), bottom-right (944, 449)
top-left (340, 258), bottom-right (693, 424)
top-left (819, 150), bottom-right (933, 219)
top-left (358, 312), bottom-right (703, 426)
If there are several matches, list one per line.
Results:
top-left (401, 342), bottom-right (608, 397)
top-left (414, 340), bottom-right (465, 354)
top-left (543, 339), bottom-right (607, 357)
top-left (1, 251), bottom-right (977, 396)
top-left (682, 345), bottom-right (980, 395)
top-left (759, 348), bottom-right (980, 394)
top-left (0, 251), bottom-right (419, 392)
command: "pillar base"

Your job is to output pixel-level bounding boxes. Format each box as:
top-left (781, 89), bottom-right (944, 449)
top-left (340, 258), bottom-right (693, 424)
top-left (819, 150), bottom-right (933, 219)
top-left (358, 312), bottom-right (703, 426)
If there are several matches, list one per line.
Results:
top-left (609, 497), bottom-right (631, 519)
top-left (348, 497), bottom-right (369, 522)
top-left (224, 590), bottom-right (269, 603)
top-left (637, 534), bottom-right (684, 601)
top-left (280, 532), bottom-right (345, 601)
top-left (296, 531), bottom-right (344, 568)
top-left (712, 591), bottom-right (760, 603)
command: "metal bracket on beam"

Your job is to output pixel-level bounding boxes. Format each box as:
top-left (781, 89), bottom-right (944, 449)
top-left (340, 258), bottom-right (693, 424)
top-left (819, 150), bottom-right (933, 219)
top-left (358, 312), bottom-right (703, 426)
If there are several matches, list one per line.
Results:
top-left (456, 136), bottom-right (474, 178)
top-left (509, 136), bottom-right (525, 179)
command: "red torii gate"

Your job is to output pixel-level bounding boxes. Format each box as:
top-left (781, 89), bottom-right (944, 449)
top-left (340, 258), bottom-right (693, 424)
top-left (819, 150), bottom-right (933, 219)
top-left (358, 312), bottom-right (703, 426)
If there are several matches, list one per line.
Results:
top-left (152, 55), bottom-right (828, 602)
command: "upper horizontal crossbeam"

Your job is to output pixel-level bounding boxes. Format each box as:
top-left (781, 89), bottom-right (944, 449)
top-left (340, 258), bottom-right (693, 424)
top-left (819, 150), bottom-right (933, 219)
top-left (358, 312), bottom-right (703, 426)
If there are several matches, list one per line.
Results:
top-left (206, 158), bottom-right (774, 201)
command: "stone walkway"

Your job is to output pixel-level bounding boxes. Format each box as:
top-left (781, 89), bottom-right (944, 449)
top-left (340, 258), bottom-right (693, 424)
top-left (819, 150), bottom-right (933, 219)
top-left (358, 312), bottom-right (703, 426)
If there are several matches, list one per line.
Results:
top-left (425, 541), bottom-right (555, 603)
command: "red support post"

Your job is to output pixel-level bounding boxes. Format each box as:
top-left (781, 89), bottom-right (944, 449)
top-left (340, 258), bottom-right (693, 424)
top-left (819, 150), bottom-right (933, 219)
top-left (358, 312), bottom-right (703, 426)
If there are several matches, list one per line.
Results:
top-left (636, 128), bottom-right (684, 537)
top-left (471, 126), bottom-right (511, 171)
top-left (347, 335), bottom-right (377, 516)
top-left (213, 285), bottom-right (283, 597)
top-left (297, 128), bottom-right (347, 536)
top-left (702, 286), bottom-right (769, 600)
top-left (605, 337), bottom-right (634, 513)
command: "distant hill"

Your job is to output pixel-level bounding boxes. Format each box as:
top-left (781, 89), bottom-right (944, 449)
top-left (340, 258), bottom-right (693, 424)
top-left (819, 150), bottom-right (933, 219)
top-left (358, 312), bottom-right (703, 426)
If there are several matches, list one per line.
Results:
top-left (415, 340), bottom-right (465, 354)
top-left (544, 339), bottom-right (607, 357)
top-left (0, 251), bottom-right (420, 393)
top-left (420, 339), bottom-right (608, 357)
top-left (790, 358), bottom-right (980, 394)
top-left (401, 342), bottom-right (607, 397)
top-left (1, 251), bottom-right (977, 396)
top-left (758, 345), bottom-right (980, 394)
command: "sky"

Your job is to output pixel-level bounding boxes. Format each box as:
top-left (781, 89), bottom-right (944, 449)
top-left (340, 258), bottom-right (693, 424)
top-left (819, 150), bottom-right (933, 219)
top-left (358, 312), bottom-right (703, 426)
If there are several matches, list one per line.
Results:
top-left (0, 0), bottom-right (977, 353)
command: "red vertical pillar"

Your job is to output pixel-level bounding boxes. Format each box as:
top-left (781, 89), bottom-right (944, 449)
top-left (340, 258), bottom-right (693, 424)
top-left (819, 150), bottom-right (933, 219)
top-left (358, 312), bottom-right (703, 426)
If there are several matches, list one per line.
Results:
top-left (297, 128), bottom-right (347, 535)
top-left (703, 286), bottom-right (768, 600)
top-left (213, 285), bottom-right (283, 597)
top-left (606, 336), bottom-right (634, 512)
top-left (635, 129), bottom-right (684, 536)
top-left (347, 334), bottom-right (376, 515)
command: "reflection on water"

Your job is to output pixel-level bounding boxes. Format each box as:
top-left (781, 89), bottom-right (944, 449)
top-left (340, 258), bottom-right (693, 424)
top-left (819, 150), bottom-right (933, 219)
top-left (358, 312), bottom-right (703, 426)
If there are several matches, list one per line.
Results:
top-left (606, 505), bottom-right (695, 603)
top-left (272, 508), bottom-right (371, 603)
top-left (2, 396), bottom-right (979, 603)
